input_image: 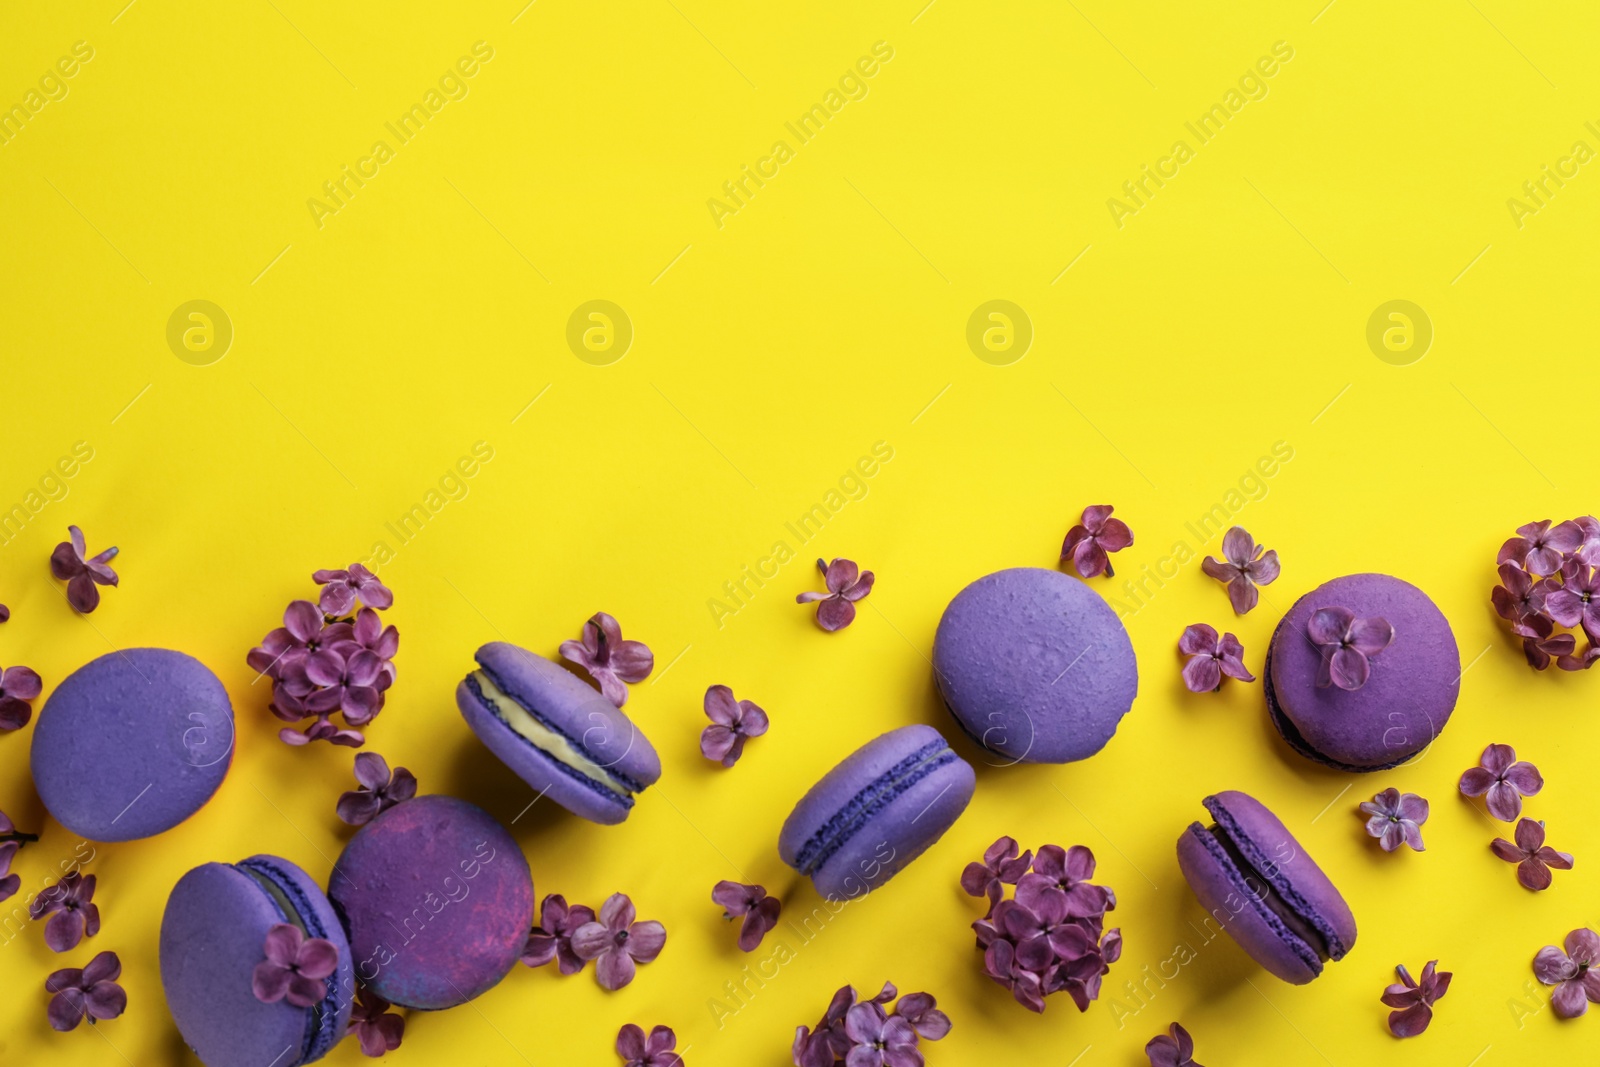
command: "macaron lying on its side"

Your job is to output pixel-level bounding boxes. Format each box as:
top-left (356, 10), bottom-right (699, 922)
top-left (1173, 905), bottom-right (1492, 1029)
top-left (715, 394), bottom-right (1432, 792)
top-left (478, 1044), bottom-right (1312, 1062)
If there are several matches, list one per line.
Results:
top-left (779, 725), bottom-right (976, 900)
top-left (457, 641), bottom-right (661, 825)
top-left (161, 855), bottom-right (354, 1067)
top-left (33, 648), bottom-right (235, 842)
top-left (1176, 791), bottom-right (1357, 985)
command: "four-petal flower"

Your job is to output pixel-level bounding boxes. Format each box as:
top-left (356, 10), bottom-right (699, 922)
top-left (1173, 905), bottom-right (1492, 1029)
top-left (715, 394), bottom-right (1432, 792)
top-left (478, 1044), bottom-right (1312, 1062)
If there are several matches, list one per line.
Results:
top-left (796, 558), bottom-right (875, 631)
top-left (560, 612), bottom-right (654, 706)
top-left (1382, 961), bottom-right (1451, 1038)
top-left (1358, 788), bottom-right (1429, 852)
top-left (1459, 744), bottom-right (1543, 822)
top-left (1060, 505), bottom-right (1133, 580)
top-left (1490, 819), bottom-right (1573, 891)
top-left (700, 685), bottom-right (770, 768)
top-left (1307, 606), bottom-right (1393, 690)
top-left (572, 893), bottom-right (667, 991)
top-left (1534, 928), bottom-right (1600, 1019)
top-left (1177, 624), bottom-right (1254, 693)
top-left (1200, 526), bottom-right (1280, 614)
top-left (49, 526), bottom-right (119, 613)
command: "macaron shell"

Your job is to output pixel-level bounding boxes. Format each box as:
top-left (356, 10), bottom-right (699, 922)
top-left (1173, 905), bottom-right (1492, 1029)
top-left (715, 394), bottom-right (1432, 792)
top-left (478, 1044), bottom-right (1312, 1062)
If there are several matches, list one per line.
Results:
top-left (327, 795), bottom-right (533, 1010)
top-left (1176, 824), bottom-right (1321, 985)
top-left (933, 568), bottom-right (1137, 764)
top-left (160, 857), bottom-right (354, 1067)
top-left (32, 648), bottom-right (234, 842)
top-left (1267, 573), bottom-right (1459, 769)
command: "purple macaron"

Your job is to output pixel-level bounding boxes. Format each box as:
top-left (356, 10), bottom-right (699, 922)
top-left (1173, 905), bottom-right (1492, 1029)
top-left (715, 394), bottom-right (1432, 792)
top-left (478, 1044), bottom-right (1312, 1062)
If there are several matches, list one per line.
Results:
top-left (32, 648), bottom-right (234, 842)
top-left (779, 725), bottom-right (975, 900)
top-left (327, 794), bottom-right (532, 1010)
top-left (934, 567), bottom-right (1138, 763)
top-left (1176, 791), bottom-right (1357, 984)
top-left (161, 854), bottom-right (354, 1067)
top-left (456, 641), bottom-right (661, 825)
top-left (1266, 573), bottom-right (1460, 771)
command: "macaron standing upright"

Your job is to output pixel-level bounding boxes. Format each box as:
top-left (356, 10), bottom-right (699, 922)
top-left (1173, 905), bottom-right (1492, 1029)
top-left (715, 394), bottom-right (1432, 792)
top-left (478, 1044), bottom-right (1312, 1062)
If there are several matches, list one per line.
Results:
top-left (161, 854), bottom-right (354, 1067)
top-left (456, 641), bottom-right (661, 825)
top-left (1176, 791), bottom-right (1357, 985)
top-left (1265, 573), bottom-right (1460, 771)
top-left (32, 648), bottom-right (234, 842)
top-left (327, 794), bottom-right (533, 1011)
top-left (933, 567), bottom-right (1138, 764)
top-left (779, 725), bottom-right (976, 900)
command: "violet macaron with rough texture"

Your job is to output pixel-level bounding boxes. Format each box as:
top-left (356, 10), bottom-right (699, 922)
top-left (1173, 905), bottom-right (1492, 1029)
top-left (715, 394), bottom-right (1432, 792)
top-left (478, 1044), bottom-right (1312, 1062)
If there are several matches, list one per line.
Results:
top-left (1176, 791), bottom-right (1357, 984)
top-left (327, 794), bottom-right (532, 1010)
top-left (32, 648), bottom-right (234, 842)
top-left (456, 641), bottom-right (660, 825)
top-left (1265, 573), bottom-right (1460, 772)
top-left (934, 567), bottom-right (1138, 764)
top-left (779, 725), bottom-right (975, 900)
top-left (161, 854), bottom-right (354, 1067)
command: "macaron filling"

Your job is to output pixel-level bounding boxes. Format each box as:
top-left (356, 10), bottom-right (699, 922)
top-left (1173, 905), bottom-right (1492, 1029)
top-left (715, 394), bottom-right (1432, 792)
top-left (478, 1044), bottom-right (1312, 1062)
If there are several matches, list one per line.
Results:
top-left (793, 737), bottom-right (959, 877)
top-left (465, 669), bottom-right (644, 807)
top-left (235, 858), bottom-right (342, 1065)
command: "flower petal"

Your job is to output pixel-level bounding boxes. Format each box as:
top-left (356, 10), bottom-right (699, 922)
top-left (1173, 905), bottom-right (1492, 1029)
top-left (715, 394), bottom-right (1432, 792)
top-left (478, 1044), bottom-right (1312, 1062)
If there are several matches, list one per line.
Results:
top-left (1347, 616), bottom-right (1395, 656)
top-left (1307, 606), bottom-right (1354, 646)
top-left (595, 948), bottom-right (636, 991)
top-left (1502, 761), bottom-right (1544, 796)
top-left (1177, 624), bottom-right (1217, 656)
top-left (47, 988), bottom-right (87, 1031)
top-left (252, 961), bottom-right (291, 1003)
top-left (628, 920), bottom-right (667, 963)
top-left (1328, 647), bottom-right (1370, 691)
top-left (1388, 1003), bottom-right (1433, 1037)
top-left (1227, 576), bottom-right (1260, 615)
top-left (815, 597), bottom-right (857, 632)
top-left (703, 685), bottom-right (739, 725)
top-left (1181, 655), bottom-right (1222, 693)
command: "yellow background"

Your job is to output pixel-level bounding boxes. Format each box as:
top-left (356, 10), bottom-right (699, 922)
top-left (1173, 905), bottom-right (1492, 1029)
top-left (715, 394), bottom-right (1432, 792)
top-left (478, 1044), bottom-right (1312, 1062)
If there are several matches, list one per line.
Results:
top-left (2, 1), bottom-right (1597, 1063)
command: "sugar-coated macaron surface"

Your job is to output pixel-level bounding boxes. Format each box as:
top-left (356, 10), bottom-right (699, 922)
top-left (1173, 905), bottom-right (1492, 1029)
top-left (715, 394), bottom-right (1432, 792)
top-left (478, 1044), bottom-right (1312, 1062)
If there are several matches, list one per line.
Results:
top-left (160, 855), bottom-right (354, 1067)
top-left (779, 724), bottom-right (975, 900)
top-left (933, 567), bottom-right (1138, 764)
top-left (456, 641), bottom-right (661, 825)
top-left (1266, 573), bottom-right (1460, 771)
top-left (326, 794), bottom-right (533, 1010)
top-left (31, 648), bottom-right (234, 842)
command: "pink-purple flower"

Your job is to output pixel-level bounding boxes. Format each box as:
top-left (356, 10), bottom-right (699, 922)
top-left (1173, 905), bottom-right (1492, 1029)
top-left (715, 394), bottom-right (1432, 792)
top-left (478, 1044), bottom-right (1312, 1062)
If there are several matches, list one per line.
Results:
top-left (521, 894), bottom-right (596, 975)
top-left (961, 836), bottom-right (1032, 917)
top-left (1201, 526), bottom-right (1280, 614)
top-left (1534, 928), bottom-right (1600, 1019)
top-left (30, 871), bottom-right (99, 952)
top-left (1307, 606), bottom-right (1393, 690)
top-left (1359, 788), bottom-right (1428, 852)
top-left (0, 809), bottom-right (37, 902)
top-left (313, 563), bottom-right (393, 615)
top-left (0, 662), bottom-right (42, 731)
top-left (1500, 519), bottom-right (1584, 576)
top-left (712, 880), bottom-right (781, 952)
top-left (49, 525), bottom-right (119, 613)
top-left (336, 752), bottom-right (417, 826)
top-left (571, 893), bottom-right (667, 991)
top-left (1546, 564), bottom-right (1600, 642)
top-left (1382, 960), bottom-right (1451, 1037)
top-left (1177, 624), bottom-right (1253, 693)
top-left (1491, 518), bottom-right (1600, 672)
top-left (1459, 743), bottom-right (1543, 822)
top-left (1491, 819), bottom-right (1573, 891)
top-left (45, 950), bottom-right (126, 1031)
top-left (1061, 505), bottom-right (1133, 579)
top-left (560, 612), bottom-right (653, 707)
top-left (1145, 1022), bottom-right (1203, 1067)
top-left (700, 685), bottom-right (769, 768)
top-left (617, 1024), bottom-right (684, 1067)
top-left (796, 558), bottom-right (875, 631)
top-left (348, 986), bottom-right (404, 1056)
top-left (252, 923), bottom-right (338, 1008)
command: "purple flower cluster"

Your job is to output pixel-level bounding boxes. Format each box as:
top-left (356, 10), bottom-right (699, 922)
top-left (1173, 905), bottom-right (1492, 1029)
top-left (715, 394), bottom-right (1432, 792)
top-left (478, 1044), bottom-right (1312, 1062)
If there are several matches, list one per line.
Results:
top-left (1493, 517), bottom-right (1600, 670)
top-left (247, 564), bottom-right (399, 748)
top-left (521, 892), bottom-right (666, 992)
top-left (791, 982), bottom-right (949, 1067)
top-left (964, 839), bottom-right (1120, 1014)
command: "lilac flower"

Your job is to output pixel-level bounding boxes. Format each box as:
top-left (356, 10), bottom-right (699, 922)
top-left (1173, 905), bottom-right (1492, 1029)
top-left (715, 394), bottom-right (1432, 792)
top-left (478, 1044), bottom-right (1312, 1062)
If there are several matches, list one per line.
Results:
top-left (45, 950), bottom-right (126, 1031)
top-left (0, 809), bottom-right (38, 902)
top-left (1490, 819), bottom-right (1573, 891)
top-left (1533, 928), bottom-right (1600, 1019)
top-left (700, 685), bottom-right (769, 768)
top-left (1459, 744), bottom-right (1543, 822)
top-left (347, 986), bottom-right (404, 1057)
top-left (796, 558), bottom-right (875, 631)
top-left (49, 526), bottom-right (119, 613)
top-left (712, 880), bottom-right (781, 952)
top-left (313, 563), bottom-right (393, 615)
top-left (521, 894), bottom-right (596, 975)
top-left (997, 897), bottom-right (1098, 976)
top-left (1201, 526), bottom-right (1280, 614)
top-left (1359, 788), bottom-right (1428, 852)
top-left (572, 893), bottom-right (667, 991)
top-left (0, 662), bottom-right (43, 731)
top-left (1382, 960), bottom-right (1451, 1037)
top-left (248, 600), bottom-right (331, 682)
top-left (252, 923), bottom-right (338, 1008)
top-left (793, 983), bottom-right (896, 1067)
top-left (1500, 519), bottom-right (1584, 576)
top-left (843, 1003), bottom-right (918, 1067)
top-left (960, 836), bottom-right (1033, 916)
top-left (336, 752), bottom-right (417, 826)
top-left (30, 872), bottom-right (100, 952)
top-left (280, 713), bottom-right (364, 748)
top-left (341, 608), bottom-right (400, 686)
top-left (1493, 563), bottom-right (1549, 628)
top-left (1307, 606), bottom-right (1393, 690)
top-left (560, 612), bottom-right (654, 706)
top-left (1145, 1022), bottom-right (1203, 1067)
top-left (1577, 516), bottom-right (1600, 567)
top-left (1177, 624), bottom-right (1254, 692)
top-left (303, 647), bottom-right (384, 724)
top-left (616, 1024), bottom-right (684, 1067)
top-left (1016, 844), bottom-right (1110, 918)
top-left (1547, 565), bottom-right (1600, 641)
top-left (1061, 505), bottom-right (1133, 579)
top-left (984, 937), bottom-right (1046, 1013)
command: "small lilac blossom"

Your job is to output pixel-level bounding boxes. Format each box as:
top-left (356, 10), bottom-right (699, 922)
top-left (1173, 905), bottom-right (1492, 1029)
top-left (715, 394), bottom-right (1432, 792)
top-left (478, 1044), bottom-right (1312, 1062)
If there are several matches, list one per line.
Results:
top-left (843, 1002), bottom-right (918, 1067)
top-left (796, 558), bottom-right (875, 631)
top-left (711, 880), bottom-right (781, 952)
top-left (521, 894), bottom-right (596, 975)
top-left (1382, 960), bottom-right (1451, 1038)
top-left (336, 752), bottom-right (417, 826)
top-left (1459, 744), bottom-right (1543, 822)
top-left (247, 600), bottom-right (329, 681)
top-left (1491, 819), bottom-right (1574, 891)
top-left (1145, 1022), bottom-right (1203, 1067)
top-left (700, 685), bottom-right (769, 768)
top-left (303, 647), bottom-right (384, 723)
top-left (0, 809), bottom-right (38, 903)
top-left (1178, 624), bottom-right (1254, 692)
top-left (0, 662), bottom-right (43, 731)
top-left (1016, 844), bottom-right (1110, 918)
top-left (616, 1024), bottom-right (684, 1067)
top-left (1500, 519), bottom-right (1584, 576)
top-left (960, 836), bottom-right (1033, 916)
top-left (1201, 526), bottom-right (1281, 614)
top-left (1061, 505), bottom-right (1133, 579)
top-left (45, 951), bottom-right (126, 1031)
top-left (313, 563), bottom-right (393, 615)
top-left (49, 525), bottom-right (119, 613)
top-left (1546, 565), bottom-right (1600, 641)
top-left (1307, 606), bottom-right (1393, 690)
top-left (1493, 563), bottom-right (1549, 627)
top-left (560, 612), bottom-right (653, 707)
top-left (1359, 788), bottom-right (1428, 852)
top-left (252, 923), bottom-right (338, 1008)
top-left (1534, 928), bottom-right (1600, 1019)
top-left (348, 986), bottom-right (404, 1057)
top-left (571, 893), bottom-right (667, 991)
top-left (30, 872), bottom-right (99, 952)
